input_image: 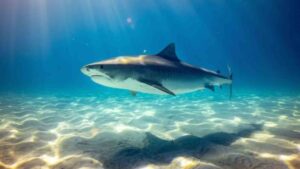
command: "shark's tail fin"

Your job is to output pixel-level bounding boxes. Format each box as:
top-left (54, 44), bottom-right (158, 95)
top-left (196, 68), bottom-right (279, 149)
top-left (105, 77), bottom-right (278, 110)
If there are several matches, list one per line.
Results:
top-left (228, 65), bottom-right (233, 99)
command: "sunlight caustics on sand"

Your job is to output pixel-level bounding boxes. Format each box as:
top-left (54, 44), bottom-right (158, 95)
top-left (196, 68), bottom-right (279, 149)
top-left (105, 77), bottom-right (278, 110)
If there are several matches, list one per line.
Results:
top-left (0, 92), bottom-right (299, 169)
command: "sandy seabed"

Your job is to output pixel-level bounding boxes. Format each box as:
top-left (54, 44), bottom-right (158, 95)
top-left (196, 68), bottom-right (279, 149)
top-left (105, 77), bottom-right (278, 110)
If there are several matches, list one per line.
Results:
top-left (0, 92), bottom-right (299, 169)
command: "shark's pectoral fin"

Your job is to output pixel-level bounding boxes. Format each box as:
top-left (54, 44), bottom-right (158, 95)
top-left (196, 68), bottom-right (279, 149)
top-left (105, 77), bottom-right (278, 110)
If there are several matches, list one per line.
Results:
top-left (130, 91), bottom-right (137, 96)
top-left (138, 78), bottom-right (176, 96)
top-left (151, 84), bottom-right (176, 96)
top-left (205, 84), bottom-right (215, 92)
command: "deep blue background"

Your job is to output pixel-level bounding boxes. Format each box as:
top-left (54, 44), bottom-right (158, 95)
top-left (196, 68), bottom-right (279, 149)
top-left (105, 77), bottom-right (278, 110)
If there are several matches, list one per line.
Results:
top-left (0, 0), bottom-right (299, 93)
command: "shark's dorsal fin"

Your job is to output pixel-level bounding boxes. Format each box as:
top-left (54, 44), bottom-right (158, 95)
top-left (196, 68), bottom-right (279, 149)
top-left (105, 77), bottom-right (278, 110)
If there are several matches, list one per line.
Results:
top-left (156, 43), bottom-right (180, 62)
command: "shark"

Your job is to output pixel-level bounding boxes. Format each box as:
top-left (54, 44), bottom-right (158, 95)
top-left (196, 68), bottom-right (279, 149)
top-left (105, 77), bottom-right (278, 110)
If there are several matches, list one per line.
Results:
top-left (81, 43), bottom-right (233, 97)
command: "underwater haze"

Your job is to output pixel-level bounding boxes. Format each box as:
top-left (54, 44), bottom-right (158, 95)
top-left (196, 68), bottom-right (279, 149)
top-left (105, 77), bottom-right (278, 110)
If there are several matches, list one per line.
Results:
top-left (0, 0), bottom-right (300, 169)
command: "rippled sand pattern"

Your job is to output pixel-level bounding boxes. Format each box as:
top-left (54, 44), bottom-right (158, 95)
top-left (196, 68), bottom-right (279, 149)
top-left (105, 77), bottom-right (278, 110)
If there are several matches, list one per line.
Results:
top-left (0, 92), bottom-right (299, 169)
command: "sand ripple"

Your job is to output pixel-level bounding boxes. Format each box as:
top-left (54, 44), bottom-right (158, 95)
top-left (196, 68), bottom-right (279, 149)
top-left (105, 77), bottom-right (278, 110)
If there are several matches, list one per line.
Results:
top-left (0, 92), bottom-right (299, 169)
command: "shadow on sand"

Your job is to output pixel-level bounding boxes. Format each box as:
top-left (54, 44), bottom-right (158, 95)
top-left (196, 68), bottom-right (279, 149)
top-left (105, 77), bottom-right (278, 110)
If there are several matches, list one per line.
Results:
top-left (103, 124), bottom-right (262, 169)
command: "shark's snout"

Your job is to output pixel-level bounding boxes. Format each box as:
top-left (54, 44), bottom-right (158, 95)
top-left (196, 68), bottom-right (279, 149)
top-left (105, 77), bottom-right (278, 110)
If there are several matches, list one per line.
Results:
top-left (81, 64), bottom-right (109, 78)
top-left (81, 64), bottom-right (97, 76)
top-left (81, 66), bottom-right (90, 76)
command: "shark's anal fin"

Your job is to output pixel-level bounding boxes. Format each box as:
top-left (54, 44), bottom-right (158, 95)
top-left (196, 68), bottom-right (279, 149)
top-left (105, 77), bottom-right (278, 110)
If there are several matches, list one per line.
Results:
top-left (205, 84), bottom-right (215, 92)
top-left (138, 78), bottom-right (176, 96)
top-left (130, 91), bottom-right (137, 96)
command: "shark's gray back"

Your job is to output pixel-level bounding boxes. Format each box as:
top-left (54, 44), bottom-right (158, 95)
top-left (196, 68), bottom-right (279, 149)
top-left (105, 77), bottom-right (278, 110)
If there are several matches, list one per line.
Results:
top-left (105, 54), bottom-right (205, 83)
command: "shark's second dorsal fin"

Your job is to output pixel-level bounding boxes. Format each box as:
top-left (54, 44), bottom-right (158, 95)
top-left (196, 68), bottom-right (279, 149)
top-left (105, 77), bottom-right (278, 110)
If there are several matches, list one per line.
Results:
top-left (156, 43), bottom-right (180, 62)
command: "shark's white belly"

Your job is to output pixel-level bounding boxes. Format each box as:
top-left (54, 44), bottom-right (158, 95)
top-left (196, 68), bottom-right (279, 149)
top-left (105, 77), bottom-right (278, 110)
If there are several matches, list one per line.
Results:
top-left (91, 76), bottom-right (204, 95)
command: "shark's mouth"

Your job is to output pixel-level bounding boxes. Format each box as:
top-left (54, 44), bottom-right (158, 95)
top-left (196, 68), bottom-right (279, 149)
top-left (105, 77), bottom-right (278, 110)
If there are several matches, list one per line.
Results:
top-left (91, 74), bottom-right (112, 80)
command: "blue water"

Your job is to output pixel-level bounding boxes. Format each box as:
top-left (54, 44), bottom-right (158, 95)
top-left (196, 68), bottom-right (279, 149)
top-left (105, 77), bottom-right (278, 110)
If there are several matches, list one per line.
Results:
top-left (0, 1), bottom-right (300, 169)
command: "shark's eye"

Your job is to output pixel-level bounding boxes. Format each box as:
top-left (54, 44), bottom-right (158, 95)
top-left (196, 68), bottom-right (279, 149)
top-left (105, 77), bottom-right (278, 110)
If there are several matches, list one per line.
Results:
top-left (100, 65), bottom-right (104, 69)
